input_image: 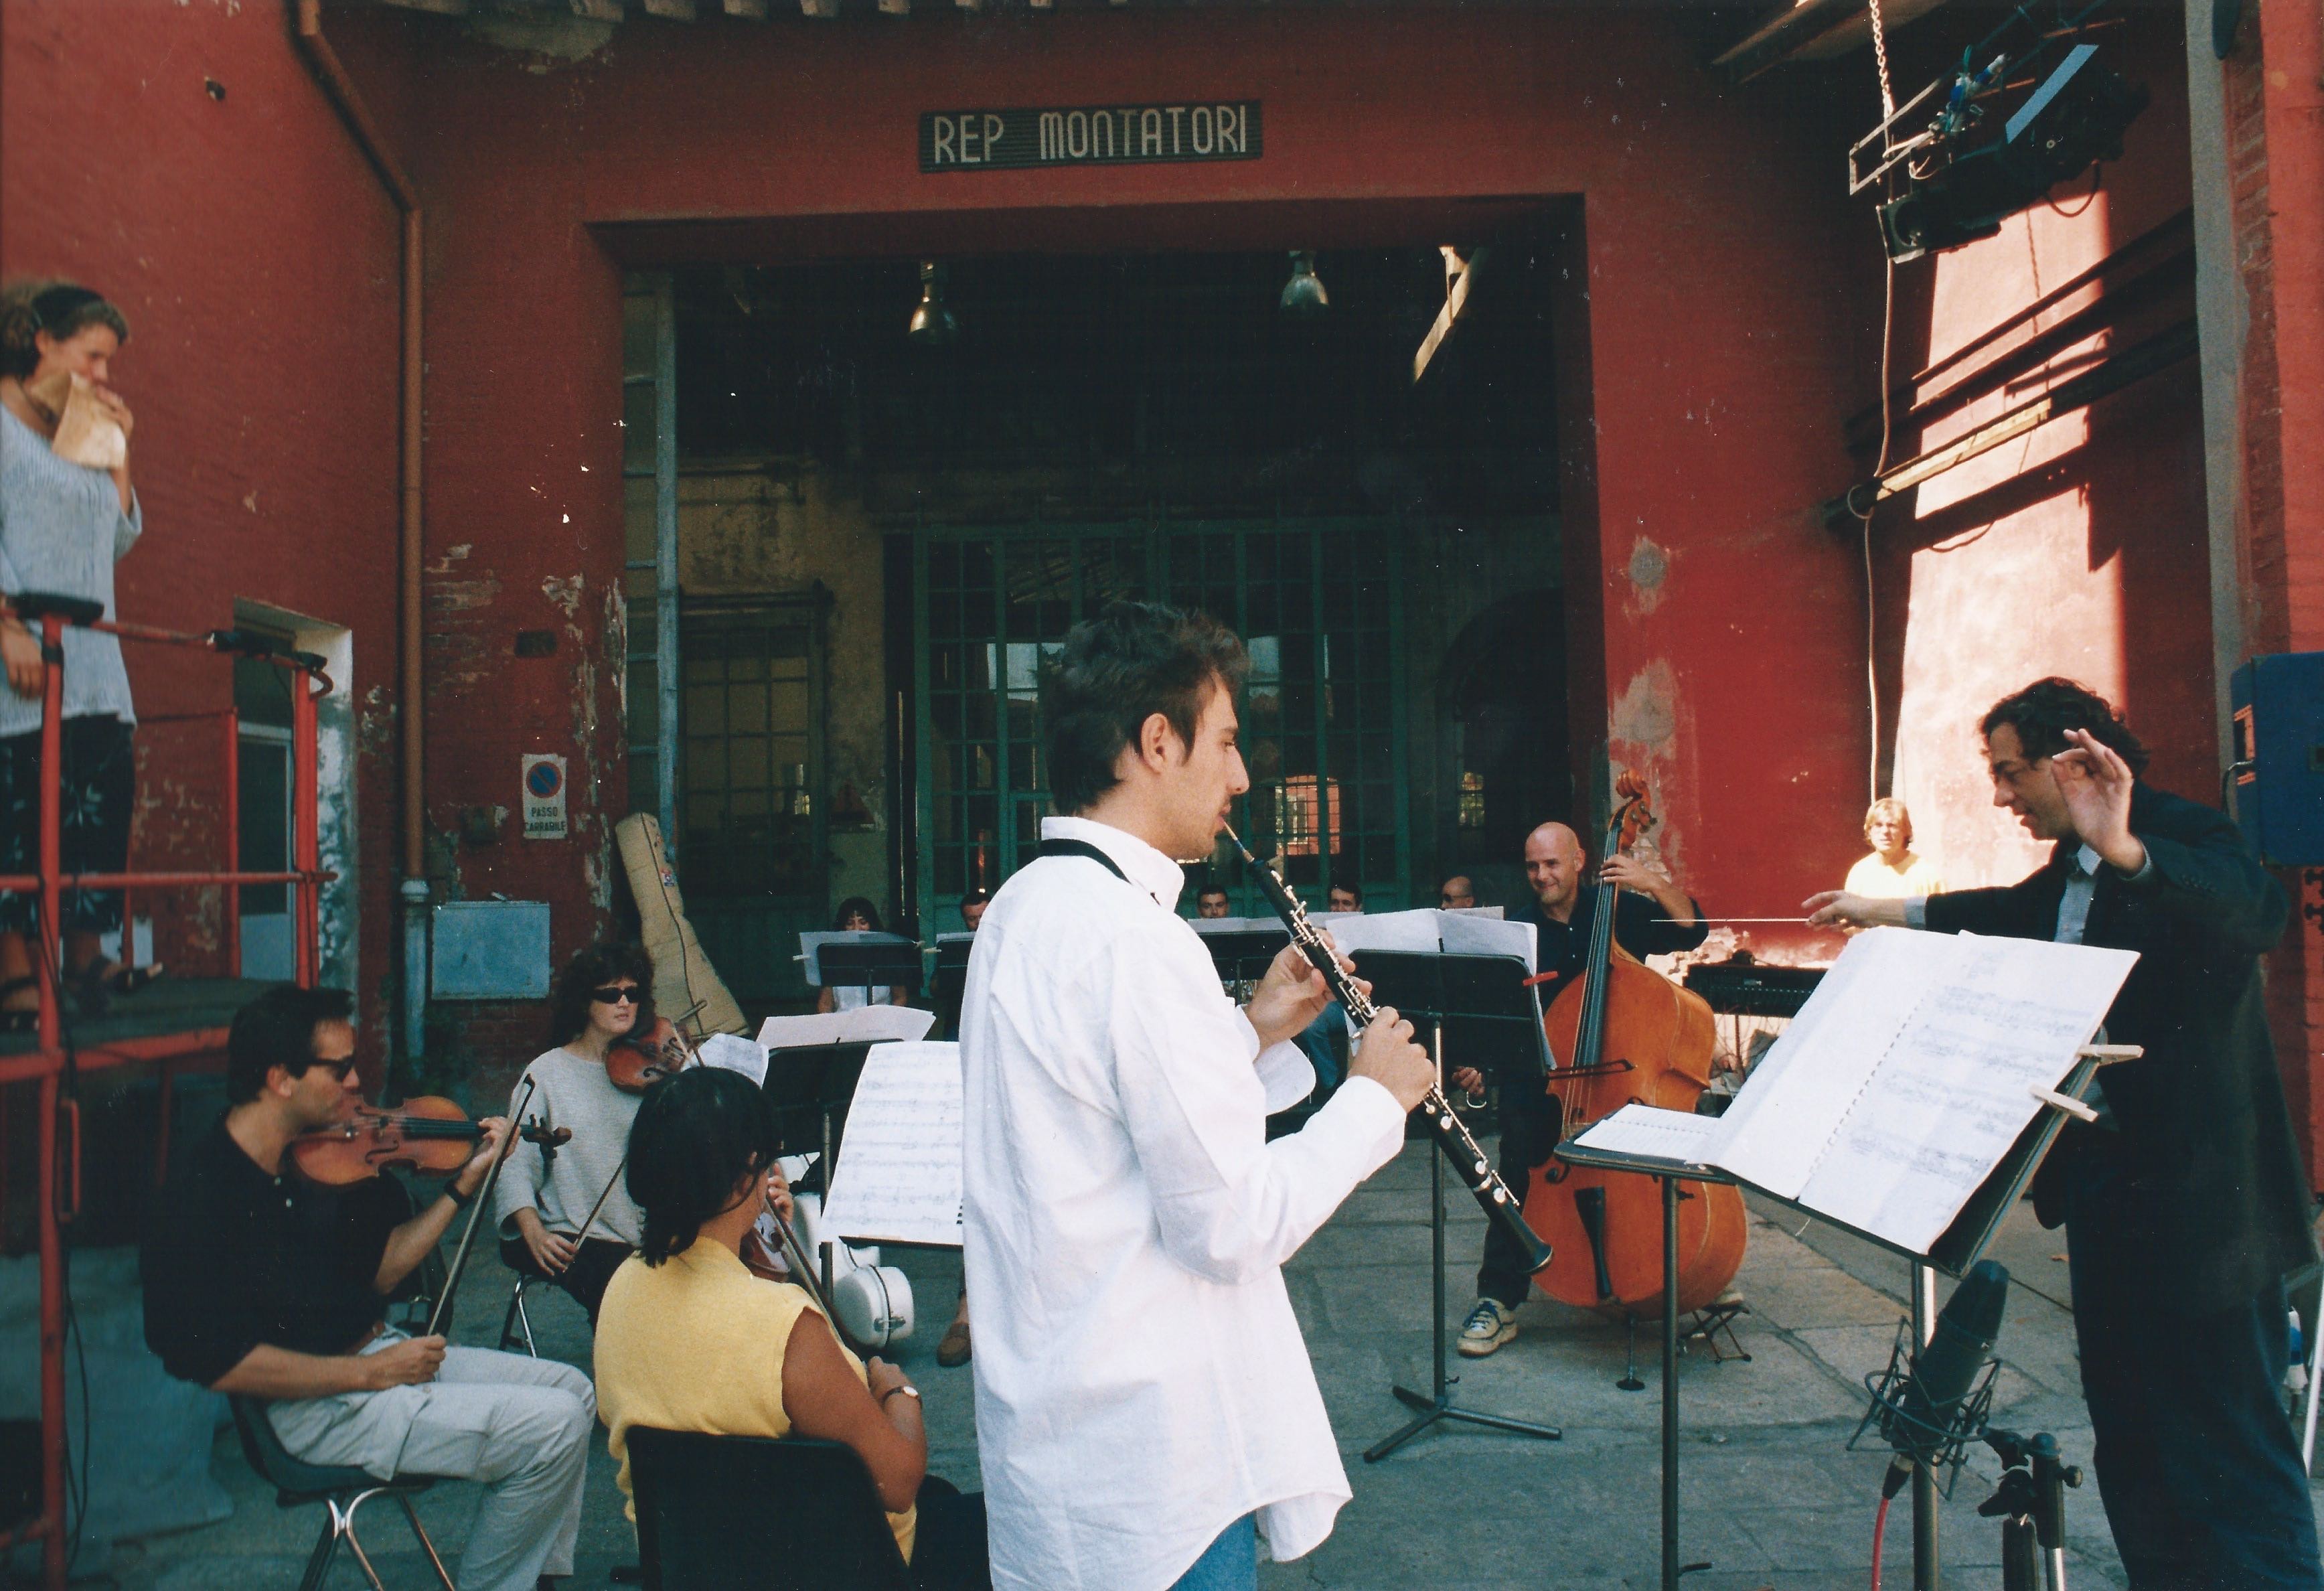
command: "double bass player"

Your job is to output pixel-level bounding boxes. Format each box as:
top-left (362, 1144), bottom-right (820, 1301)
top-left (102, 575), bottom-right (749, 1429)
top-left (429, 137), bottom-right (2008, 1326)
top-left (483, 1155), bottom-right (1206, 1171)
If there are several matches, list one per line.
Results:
top-left (1451, 820), bottom-right (1708, 1357)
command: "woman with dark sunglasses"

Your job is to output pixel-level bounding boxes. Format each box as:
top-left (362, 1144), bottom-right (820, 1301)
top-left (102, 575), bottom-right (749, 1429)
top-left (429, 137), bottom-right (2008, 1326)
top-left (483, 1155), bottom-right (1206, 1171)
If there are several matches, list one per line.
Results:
top-left (493, 941), bottom-right (660, 1326)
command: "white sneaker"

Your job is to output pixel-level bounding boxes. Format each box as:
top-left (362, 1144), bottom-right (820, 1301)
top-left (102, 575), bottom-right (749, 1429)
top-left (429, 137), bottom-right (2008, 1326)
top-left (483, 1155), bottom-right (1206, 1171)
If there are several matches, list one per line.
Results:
top-left (1458, 1297), bottom-right (1520, 1357)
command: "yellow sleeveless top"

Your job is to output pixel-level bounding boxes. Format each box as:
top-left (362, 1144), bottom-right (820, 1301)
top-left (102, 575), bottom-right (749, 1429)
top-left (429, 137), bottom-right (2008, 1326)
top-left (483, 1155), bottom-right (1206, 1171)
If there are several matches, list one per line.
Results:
top-left (593, 1237), bottom-right (917, 1561)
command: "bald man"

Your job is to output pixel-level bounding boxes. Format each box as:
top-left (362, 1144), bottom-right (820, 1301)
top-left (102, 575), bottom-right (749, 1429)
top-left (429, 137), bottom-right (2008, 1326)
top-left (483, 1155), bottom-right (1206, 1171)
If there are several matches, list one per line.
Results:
top-left (1438, 876), bottom-right (1476, 909)
top-left (1455, 820), bottom-right (1708, 1357)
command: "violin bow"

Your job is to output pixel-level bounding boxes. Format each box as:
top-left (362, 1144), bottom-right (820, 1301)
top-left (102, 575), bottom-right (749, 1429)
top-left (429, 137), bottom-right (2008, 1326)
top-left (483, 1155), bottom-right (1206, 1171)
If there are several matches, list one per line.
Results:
top-left (426, 1074), bottom-right (536, 1338)
top-left (566, 1014), bottom-right (703, 1255)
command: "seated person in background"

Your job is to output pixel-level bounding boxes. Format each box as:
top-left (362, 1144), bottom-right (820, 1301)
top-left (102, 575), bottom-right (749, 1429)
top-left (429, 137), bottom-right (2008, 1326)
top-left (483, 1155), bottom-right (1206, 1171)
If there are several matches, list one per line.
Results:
top-left (144, 986), bottom-right (594, 1591)
top-left (815, 895), bottom-right (910, 1012)
top-left (1439, 875), bottom-right (1476, 909)
top-left (1195, 881), bottom-right (1231, 919)
top-left (959, 887), bottom-right (991, 932)
top-left (596, 1067), bottom-right (990, 1590)
top-left (1845, 798), bottom-right (1943, 899)
top-left (497, 941), bottom-right (657, 1327)
top-left (1301, 881), bottom-right (1365, 1093)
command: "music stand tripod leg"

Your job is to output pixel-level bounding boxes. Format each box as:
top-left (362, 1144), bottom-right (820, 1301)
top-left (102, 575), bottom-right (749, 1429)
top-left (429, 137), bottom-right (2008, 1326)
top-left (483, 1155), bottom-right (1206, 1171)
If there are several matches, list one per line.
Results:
top-left (1365, 1018), bottom-right (1561, 1462)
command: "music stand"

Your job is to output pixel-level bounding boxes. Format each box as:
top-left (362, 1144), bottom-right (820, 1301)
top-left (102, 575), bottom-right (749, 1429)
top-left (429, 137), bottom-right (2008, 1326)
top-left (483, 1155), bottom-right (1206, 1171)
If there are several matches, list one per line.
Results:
top-left (931, 934), bottom-right (974, 1038)
top-left (815, 941), bottom-right (925, 1006)
top-left (1191, 924), bottom-right (1290, 990)
top-left (760, 1041), bottom-right (876, 1191)
top-left (1354, 948), bottom-right (1563, 1461)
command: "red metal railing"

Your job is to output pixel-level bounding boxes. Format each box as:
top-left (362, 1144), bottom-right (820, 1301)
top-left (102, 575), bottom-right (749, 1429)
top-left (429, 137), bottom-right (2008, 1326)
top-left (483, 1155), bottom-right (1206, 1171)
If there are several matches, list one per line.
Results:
top-left (0, 603), bottom-right (334, 1591)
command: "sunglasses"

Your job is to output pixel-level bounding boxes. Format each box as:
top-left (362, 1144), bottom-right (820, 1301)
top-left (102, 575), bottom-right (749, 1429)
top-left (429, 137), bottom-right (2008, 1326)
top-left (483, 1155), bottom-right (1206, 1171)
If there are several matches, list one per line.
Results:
top-left (591, 986), bottom-right (641, 1005)
top-left (309, 1057), bottom-right (359, 1082)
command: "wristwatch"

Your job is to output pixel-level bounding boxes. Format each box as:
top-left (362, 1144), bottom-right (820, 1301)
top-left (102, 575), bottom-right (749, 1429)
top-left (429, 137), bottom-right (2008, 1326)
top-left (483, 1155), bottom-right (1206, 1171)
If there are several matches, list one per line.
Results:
top-left (880, 1384), bottom-right (921, 1405)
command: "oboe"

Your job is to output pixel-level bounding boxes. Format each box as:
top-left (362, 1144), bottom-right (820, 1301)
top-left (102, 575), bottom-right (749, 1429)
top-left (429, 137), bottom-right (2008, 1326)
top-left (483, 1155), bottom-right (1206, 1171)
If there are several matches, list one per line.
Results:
top-left (1225, 826), bottom-right (1554, 1275)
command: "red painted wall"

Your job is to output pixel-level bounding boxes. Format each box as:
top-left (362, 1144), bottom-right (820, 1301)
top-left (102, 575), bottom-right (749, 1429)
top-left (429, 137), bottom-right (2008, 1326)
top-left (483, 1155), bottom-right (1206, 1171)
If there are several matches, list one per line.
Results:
top-left (1875, 15), bottom-right (2212, 895)
top-left (2, 0), bottom-right (404, 1068)
top-left (338, 4), bottom-right (1879, 1039)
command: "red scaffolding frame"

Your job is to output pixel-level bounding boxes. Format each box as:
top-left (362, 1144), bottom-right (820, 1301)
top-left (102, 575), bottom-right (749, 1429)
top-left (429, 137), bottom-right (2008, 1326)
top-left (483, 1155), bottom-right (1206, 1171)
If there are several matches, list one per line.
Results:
top-left (0, 599), bottom-right (333, 1591)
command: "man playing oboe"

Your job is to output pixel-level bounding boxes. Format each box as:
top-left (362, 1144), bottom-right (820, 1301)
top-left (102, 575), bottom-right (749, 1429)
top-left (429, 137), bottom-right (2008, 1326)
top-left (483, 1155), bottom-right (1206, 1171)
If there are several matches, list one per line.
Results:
top-left (959, 601), bottom-right (1434, 1591)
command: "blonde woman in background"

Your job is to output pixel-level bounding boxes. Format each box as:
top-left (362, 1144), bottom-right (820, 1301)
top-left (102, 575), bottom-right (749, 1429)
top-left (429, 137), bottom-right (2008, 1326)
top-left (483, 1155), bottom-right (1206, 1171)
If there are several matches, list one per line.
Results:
top-left (1844, 798), bottom-right (1944, 899)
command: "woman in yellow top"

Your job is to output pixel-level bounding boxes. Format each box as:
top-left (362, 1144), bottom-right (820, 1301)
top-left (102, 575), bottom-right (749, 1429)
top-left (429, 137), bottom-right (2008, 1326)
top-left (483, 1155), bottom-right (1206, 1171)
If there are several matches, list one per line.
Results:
top-left (1843, 798), bottom-right (1944, 899)
top-left (594, 1067), bottom-right (989, 1589)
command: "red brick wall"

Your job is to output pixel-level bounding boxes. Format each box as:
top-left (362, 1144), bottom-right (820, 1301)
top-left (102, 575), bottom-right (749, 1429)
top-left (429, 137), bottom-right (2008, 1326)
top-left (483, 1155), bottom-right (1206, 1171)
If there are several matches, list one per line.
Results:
top-left (2218, 0), bottom-right (2324, 1164)
top-left (1, 0), bottom-right (404, 1073)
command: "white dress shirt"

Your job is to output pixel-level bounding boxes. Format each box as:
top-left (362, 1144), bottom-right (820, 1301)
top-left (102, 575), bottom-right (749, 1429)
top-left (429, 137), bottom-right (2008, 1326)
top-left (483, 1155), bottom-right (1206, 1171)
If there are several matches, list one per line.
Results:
top-left (961, 815), bottom-right (1409, 1591)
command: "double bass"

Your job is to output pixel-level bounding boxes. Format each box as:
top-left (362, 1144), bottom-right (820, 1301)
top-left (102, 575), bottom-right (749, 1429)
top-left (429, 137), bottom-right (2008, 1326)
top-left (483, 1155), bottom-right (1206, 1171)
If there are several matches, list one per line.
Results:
top-left (1523, 771), bottom-right (1747, 1316)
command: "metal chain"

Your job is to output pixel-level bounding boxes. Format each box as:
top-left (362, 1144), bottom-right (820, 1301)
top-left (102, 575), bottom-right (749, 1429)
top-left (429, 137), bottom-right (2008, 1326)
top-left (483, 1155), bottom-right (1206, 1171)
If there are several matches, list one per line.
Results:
top-left (1868, 0), bottom-right (1897, 122)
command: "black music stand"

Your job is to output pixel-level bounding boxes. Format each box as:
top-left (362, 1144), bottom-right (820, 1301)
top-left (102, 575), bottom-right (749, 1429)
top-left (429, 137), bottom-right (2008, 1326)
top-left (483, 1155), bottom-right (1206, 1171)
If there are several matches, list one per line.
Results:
top-left (1355, 948), bottom-right (1563, 1462)
top-left (1191, 925), bottom-right (1290, 989)
top-left (1554, 1054), bottom-right (2112, 1591)
top-left (814, 940), bottom-right (925, 1006)
top-left (930, 935), bottom-right (974, 1038)
top-left (761, 1041), bottom-right (875, 1190)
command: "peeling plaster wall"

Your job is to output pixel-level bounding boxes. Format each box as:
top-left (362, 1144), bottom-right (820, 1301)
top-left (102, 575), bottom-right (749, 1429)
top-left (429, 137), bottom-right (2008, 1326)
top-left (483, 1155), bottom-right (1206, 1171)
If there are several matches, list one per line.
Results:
top-left (677, 465), bottom-right (890, 911)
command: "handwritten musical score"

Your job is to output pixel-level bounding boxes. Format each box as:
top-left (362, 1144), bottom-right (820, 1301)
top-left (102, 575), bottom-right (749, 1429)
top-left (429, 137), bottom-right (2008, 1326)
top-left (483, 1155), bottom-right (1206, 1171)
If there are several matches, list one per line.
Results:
top-left (818, 1041), bottom-right (965, 1249)
top-left (1574, 928), bottom-right (2138, 1257)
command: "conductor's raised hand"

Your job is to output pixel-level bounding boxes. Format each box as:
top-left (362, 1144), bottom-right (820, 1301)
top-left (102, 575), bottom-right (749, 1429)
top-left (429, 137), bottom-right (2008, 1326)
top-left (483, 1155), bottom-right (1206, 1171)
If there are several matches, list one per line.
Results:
top-left (1349, 1006), bottom-right (1434, 1114)
top-left (2051, 729), bottom-right (2144, 873)
top-left (1245, 937), bottom-right (1343, 1049)
top-left (1803, 891), bottom-right (1907, 930)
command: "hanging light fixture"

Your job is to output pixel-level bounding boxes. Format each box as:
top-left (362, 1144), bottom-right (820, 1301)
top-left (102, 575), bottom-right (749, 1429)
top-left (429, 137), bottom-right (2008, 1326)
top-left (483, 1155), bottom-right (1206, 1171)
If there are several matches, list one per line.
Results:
top-left (1279, 250), bottom-right (1328, 317)
top-left (908, 260), bottom-right (959, 346)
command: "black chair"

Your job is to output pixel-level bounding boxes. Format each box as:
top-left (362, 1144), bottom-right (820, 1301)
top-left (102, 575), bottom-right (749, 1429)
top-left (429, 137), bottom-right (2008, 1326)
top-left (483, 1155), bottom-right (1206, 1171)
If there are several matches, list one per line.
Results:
top-left (226, 1395), bottom-right (455, 1591)
top-left (626, 1426), bottom-right (911, 1591)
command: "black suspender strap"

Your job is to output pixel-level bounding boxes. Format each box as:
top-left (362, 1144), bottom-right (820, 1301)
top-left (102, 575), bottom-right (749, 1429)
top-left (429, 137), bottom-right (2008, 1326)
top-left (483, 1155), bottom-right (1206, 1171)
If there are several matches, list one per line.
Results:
top-left (1035, 837), bottom-right (1130, 883)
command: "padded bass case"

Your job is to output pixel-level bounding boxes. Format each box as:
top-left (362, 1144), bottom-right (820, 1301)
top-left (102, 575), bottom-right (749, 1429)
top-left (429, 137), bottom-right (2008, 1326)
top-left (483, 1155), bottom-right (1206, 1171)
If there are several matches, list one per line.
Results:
top-left (615, 812), bottom-right (748, 1038)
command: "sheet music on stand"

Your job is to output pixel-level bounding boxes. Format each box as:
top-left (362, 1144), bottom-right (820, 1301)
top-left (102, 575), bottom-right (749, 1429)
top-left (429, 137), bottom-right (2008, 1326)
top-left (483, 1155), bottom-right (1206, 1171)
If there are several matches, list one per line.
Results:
top-left (819, 1041), bottom-right (964, 1249)
top-left (1565, 927), bottom-right (2139, 1273)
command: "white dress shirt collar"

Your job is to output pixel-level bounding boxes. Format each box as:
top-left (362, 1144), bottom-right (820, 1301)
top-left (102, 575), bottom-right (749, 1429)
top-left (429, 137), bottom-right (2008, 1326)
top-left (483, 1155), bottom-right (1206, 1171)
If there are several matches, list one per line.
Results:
top-left (1040, 813), bottom-right (1188, 908)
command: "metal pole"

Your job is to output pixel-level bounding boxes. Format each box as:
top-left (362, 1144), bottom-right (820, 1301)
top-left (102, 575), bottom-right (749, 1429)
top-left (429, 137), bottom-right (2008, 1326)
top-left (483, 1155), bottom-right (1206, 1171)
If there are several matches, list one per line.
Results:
top-left (1663, 1173), bottom-right (1680, 1591)
top-left (292, 672), bottom-right (319, 989)
top-left (652, 274), bottom-right (680, 854)
top-left (37, 1068), bottom-right (64, 1591)
top-left (1913, 1261), bottom-right (1941, 1590)
top-left (1430, 1018), bottom-right (1448, 1400)
top-left (223, 709), bottom-right (240, 978)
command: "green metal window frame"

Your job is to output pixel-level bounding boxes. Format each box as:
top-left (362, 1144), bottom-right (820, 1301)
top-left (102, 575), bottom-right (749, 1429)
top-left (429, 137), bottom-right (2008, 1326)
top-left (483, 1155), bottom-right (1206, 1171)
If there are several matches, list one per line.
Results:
top-left (911, 519), bottom-right (1409, 923)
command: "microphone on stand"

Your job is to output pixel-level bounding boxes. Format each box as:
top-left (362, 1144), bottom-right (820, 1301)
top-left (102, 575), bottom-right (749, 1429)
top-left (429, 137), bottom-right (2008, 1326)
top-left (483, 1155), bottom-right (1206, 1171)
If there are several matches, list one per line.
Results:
top-left (1877, 1260), bottom-right (2010, 1499)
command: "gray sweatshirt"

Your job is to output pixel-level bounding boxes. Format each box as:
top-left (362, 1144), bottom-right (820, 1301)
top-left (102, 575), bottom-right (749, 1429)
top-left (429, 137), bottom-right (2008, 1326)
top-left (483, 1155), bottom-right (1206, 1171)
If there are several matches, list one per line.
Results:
top-left (495, 1048), bottom-right (645, 1249)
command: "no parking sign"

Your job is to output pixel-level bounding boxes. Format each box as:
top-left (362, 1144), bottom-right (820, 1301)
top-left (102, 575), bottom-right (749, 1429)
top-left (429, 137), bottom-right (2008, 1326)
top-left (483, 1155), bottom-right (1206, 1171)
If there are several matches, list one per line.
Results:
top-left (522, 753), bottom-right (568, 840)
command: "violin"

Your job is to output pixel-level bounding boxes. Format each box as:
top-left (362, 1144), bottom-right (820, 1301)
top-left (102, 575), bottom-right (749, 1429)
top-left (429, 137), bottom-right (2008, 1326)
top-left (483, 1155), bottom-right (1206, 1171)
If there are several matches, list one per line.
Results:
top-left (606, 1015), bottom-right (697, 1093)
top-left (291, 1098), bottom-right (486, 1186)
top-left (1525, 771), bottom-right (1749, 1317)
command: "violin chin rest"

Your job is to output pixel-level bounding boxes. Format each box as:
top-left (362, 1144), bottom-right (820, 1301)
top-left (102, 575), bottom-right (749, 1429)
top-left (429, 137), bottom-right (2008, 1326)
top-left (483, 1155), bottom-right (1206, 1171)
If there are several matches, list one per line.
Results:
top-left (832, 1265), bottom-right (915, 1352)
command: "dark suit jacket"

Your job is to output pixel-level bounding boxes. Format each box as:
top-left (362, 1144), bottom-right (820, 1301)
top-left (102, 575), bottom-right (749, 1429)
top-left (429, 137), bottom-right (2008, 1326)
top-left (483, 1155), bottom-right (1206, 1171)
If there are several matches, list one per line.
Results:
top-left (1922, 783), bottom-right (2314, 1316)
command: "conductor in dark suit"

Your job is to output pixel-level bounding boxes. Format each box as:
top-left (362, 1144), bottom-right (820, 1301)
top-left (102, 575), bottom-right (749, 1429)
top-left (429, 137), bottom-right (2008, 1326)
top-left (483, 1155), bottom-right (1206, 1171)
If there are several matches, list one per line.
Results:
top-left (1809, 678), bottom-right (2319, 1591)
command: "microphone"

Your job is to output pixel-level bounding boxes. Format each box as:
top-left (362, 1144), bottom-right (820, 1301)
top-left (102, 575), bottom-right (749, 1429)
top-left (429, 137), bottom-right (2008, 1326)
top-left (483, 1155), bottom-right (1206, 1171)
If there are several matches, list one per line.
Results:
top-left (1879, 1260), bottom-right (2009, 1498)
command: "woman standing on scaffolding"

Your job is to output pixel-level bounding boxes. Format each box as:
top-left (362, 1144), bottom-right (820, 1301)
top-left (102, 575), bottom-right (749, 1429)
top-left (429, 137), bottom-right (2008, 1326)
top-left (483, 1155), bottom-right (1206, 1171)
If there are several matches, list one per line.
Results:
top-left (0, 279), bottom-right (162, 1027)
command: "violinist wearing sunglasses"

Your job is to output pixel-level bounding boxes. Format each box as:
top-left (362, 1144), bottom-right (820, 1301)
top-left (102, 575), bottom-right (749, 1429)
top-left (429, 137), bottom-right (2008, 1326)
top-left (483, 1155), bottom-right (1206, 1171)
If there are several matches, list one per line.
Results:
top-left (495, 942), bottom-right (663, 1327)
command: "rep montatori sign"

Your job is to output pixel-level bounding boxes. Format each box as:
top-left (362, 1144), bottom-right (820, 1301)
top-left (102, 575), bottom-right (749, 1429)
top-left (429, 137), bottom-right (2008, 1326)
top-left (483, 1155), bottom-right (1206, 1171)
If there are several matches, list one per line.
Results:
top-left (920, 101), bottom-right (1261, 172)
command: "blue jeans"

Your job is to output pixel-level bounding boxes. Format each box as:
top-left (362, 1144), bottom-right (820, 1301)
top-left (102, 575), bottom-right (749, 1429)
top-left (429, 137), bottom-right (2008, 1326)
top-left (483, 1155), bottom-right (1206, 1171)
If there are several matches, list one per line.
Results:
top-left (2068, 1161), bottom-right (2324, 1590)
top-left (1168, 1515), bottom-right (1256, 1591)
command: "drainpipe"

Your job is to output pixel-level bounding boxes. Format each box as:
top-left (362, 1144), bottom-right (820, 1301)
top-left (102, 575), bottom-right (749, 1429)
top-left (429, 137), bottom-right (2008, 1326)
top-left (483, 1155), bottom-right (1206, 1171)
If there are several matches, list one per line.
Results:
top-left (290, 0), bottom-right (430, 1067)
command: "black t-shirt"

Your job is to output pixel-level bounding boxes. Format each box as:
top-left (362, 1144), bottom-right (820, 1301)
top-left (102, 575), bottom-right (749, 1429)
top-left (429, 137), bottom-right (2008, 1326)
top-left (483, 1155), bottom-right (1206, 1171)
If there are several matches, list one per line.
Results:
top-left (142, 1112), bottom-right (405, 1387)
top-left (1517, 882), bottom-right (1710, 992)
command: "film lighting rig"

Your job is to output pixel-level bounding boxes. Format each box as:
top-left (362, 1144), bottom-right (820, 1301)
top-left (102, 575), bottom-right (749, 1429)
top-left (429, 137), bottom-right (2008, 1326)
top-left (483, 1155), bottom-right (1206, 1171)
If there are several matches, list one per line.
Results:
top-left (1850, 2), bottom-right (2149, 262)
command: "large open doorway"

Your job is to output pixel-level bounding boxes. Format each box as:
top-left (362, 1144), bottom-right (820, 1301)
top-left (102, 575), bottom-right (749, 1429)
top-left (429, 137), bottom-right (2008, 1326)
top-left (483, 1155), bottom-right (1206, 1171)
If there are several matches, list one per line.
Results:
top-left (623, 230), bottom-right (1573, 1006)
